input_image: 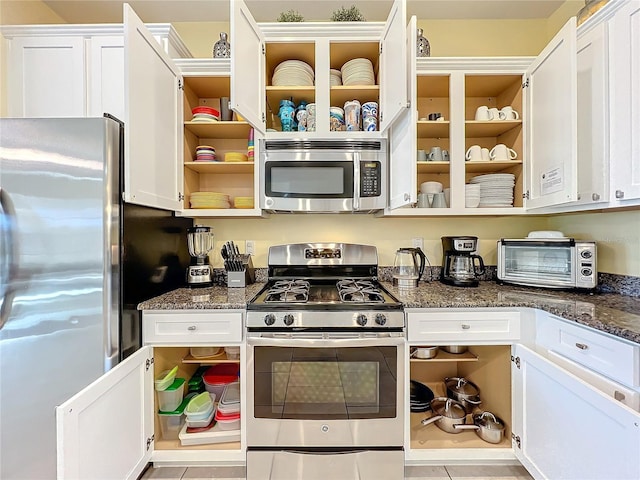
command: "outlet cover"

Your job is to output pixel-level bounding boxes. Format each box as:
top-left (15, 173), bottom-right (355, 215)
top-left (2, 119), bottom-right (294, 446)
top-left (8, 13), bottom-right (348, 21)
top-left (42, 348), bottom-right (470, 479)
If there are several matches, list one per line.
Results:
top-left (245, 240), bottom-right (255, 255)
top-left (412, 237), bottom-right (424, 249)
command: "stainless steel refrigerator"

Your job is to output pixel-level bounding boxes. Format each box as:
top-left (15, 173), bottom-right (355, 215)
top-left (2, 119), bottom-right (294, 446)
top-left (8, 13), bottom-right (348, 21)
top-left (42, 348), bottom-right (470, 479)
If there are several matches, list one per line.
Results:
top-left (0, 117), bottom-right (192, 479)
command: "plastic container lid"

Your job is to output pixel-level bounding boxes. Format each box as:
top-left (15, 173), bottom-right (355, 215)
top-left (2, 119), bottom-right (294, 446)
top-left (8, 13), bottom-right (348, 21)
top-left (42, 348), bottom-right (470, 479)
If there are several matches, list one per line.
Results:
top-left (219, 381), bottom-right (240, 405)
top-left (185, 391), bottom-right (214, 416)
top-left (215, 408), bottom-right (240, 421)
top-left (203, 364), bottom-right (239, 385)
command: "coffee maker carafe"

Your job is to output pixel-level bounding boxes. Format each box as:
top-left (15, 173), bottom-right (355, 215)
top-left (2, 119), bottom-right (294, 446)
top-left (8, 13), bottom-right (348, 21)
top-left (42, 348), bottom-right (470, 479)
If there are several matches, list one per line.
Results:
top-left (186, 225), bottom-right (214, 287)
top-left (441, 236), bottom-right (485, 287)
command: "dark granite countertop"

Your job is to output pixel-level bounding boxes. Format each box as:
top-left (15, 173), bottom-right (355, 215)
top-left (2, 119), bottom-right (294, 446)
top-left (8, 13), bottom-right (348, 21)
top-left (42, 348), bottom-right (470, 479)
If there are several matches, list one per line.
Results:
top-left (138, 281), bottom-right (640, 345)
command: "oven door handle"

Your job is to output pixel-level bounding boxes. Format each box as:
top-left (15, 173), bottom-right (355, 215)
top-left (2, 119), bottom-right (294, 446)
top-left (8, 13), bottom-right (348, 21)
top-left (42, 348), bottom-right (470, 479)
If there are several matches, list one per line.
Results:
top-left (246, 334), bottom-right (405, 348)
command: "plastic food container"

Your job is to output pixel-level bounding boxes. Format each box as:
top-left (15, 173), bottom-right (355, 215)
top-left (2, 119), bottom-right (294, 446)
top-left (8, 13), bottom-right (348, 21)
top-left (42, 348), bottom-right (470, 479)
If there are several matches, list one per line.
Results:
top-left (190, 346), bottom-right (222, 359)
top-left (154, 365), bottom-right (178, 391)
top-left (185, 391), bottom-right (215, 420)
top-left (157, 392), bottom-right (194, 440)
top-left (214, 408), bottom-right (240, 431)
top-left (185, 405), bottom-right (215, 428)
top-left (157, 377), bottom-right (185, 412)
top-left (217, 381), bottom-right (240, 415)
top-left (224, 346), bottom-right (240, 360)
top-left (203, 364), bottom-right (239, 398)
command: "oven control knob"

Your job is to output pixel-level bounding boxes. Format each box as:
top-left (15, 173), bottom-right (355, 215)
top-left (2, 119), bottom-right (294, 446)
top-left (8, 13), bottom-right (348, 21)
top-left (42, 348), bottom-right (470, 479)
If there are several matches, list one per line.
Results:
top-left (356, 314), bottom-right (368, 326)
top-left (375, 314), bottom-right (387, 326)
top-left (283, 314), bottom-right (295, 326)
top-left (264, 314), bottom-right (276, 326)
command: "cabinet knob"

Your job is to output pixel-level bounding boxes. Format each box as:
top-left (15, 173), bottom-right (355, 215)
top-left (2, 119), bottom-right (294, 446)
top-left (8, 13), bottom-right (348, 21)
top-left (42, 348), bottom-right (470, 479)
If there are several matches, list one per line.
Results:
top-left (461, 324), bottom-right (470, 330)
top-left (592, 193), bottom-right (600, 201)
top-left (575, 342), bottom-right (588, 350)
top-left (615, 190), bottom-right (625, 199)
top-left (187, 325), bottom-right (197, 331)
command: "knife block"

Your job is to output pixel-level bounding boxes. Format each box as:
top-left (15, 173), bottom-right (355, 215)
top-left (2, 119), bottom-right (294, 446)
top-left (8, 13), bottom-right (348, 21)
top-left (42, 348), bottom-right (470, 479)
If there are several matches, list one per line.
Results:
top-left (226, 254), bottom-right (255, 288)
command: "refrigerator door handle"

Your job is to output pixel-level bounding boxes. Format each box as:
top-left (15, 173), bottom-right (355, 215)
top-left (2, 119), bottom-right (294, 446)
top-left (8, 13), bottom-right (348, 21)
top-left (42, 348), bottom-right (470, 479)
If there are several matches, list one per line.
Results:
top-left (0, 188), bottom-right (18, 331)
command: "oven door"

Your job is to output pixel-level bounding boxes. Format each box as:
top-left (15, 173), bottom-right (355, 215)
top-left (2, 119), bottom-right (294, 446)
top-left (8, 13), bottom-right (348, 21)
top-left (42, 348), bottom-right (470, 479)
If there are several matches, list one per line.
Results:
top-left (246, 332), bottom-right (405, 448)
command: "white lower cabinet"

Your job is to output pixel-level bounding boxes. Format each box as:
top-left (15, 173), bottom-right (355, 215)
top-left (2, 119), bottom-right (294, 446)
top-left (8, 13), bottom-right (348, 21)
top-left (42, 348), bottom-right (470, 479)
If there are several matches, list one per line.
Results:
top-left (56, 311), bottom-right (245, 480)
top-left (406, 309), bottom-right (640, 480)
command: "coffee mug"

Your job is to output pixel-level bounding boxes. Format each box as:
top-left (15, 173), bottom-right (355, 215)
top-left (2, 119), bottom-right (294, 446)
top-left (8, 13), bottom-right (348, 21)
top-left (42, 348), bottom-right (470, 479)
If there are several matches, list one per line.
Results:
top-left (432, 192), bottom-right (447, 208)
top-left (442, 149), bottom-right (450, 162)
top-left (481, 147), bottom-right (490, 161)
top-left (417, 193), bottom-right (431, 208)
top-left (488, 107), bottom-right (501, 121)
top-left (466, 144), bottom-right (482, 161)
top-left (428, 112), bottom-right (441, 121)
top-left (417, 149), bottom-right (428, 161)
top-left (436, 116), bottom-right (446, 122)
top-left (490, 143), bottom-right (517, 161)
top-left (428, 146), bottom-right (443, 161)
top-left (501, 106), bottom-right (520, 120)
top-left (475, 105), bottom-right (492, 121)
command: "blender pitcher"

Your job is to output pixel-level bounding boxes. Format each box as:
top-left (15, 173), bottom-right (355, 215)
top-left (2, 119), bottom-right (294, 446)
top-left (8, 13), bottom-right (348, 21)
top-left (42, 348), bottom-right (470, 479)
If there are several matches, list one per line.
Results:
top-left (186, 225), bottom-right (214, 287)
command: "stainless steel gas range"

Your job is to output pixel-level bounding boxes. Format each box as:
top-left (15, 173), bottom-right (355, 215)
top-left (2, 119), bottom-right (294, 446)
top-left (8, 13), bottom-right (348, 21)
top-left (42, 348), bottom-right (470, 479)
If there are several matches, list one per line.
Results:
top-left (245, 243), bottom-right (405, 480)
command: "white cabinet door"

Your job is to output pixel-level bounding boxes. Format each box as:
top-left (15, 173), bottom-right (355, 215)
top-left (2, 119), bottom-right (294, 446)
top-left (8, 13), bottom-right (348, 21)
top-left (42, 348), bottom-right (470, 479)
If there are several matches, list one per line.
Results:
top-left (388, 16), bottom-right (418, 210)
top-left (124, 5), bottom-right (183, 211)
top-left (512, 344), bottom-right (640, 480)
top-left (88, 35), bottom-right (125, 121)
top-left (379, 0), bottom-right (408, 132)
top-left (56, 347), bottom-right (154, 480)
top-left (609, 1), bottom-right (640, 202)
top-left (231, 0), bottom-right (266, 134)
top-left (574, 22), bottom-right (610, 206)
top-left (7, 36), bottom-right (85, 117)
top-left (524, 18), bottom-right (578, 210)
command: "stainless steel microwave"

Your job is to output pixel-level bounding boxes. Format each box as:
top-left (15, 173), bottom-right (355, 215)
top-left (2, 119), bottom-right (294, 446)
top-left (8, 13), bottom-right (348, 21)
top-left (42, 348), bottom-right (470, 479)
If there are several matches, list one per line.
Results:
top-left (497, 238), bottom-right (597, 289)
top-left (259, 139), bottom-right (387, 213)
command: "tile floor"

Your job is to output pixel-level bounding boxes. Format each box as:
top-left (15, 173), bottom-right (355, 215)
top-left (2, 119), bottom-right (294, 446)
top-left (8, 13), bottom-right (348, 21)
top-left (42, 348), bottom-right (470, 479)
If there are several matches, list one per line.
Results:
top-left (139, 464), bottom-right (534, 480)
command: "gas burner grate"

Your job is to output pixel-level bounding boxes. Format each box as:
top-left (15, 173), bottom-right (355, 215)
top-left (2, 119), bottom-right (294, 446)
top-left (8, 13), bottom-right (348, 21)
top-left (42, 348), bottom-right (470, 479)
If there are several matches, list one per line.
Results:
top-left (264, 279), bottom-right (310, 303)
top-left (337, 279), bottom-right (384, 303)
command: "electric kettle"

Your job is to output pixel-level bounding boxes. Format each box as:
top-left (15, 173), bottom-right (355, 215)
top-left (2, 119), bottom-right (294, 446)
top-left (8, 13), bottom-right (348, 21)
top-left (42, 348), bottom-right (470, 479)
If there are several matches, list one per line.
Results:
top-left (392, 247), bottom-right (427, 288)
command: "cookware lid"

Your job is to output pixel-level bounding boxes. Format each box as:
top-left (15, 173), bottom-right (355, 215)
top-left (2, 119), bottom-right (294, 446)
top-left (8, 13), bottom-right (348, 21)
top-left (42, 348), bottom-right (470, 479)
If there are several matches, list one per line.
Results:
top-left (431, 397), bottom-right (466, 419)
top-left (475, 411), bottom-right (505, 430)
top-left (445, 377), bottom-right (480, 396)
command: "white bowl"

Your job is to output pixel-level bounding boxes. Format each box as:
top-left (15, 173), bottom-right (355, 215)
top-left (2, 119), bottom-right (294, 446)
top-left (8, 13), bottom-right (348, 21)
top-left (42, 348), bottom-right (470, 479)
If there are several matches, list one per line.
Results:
top-left (420, 181), bottom-right (443, 194)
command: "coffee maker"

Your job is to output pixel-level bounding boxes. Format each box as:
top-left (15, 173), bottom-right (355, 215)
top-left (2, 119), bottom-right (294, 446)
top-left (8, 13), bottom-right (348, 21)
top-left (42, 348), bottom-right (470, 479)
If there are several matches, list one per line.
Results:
top-left (441, 236), bottom-right (485, 287)
top-left (186, 225), bottom-right (214, 287)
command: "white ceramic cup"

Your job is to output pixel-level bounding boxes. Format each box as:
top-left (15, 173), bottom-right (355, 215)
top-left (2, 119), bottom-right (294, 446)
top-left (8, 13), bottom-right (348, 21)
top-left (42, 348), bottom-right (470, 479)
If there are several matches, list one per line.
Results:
top-left (481, 147), bottom-right (490, 161)
top-left (490, 143), bottom-right (518, 161)
top-left (417, 149), bottom-right (428, 161)
top-left (443, 187), bottom-right (451, 206)
top-left (465, 184), bottom-right (481, 208)
top-left (428, 146), bottom-right (443, 161)
top-left (475, 105), bottom-right (492, 121)
top-left (420, 181), bottom-right (443, 194)
top-left (432, 192), bottom-right (447, 208)
top-left (436, 116), bottom-right (445, 122)
top-left (501, 106), bottom-right (520, 120)
top-left (488, 107), bottom-right (501, 121)
top-left (417, 193), bottom-right (431, 208)
top-left (465, 145), bottom-right (482, 161)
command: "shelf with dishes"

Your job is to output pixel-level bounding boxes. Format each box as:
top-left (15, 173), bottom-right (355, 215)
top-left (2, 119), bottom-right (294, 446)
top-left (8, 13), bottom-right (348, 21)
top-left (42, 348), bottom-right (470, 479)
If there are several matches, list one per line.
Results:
top-left (184, 121), bottom-right (252, 139)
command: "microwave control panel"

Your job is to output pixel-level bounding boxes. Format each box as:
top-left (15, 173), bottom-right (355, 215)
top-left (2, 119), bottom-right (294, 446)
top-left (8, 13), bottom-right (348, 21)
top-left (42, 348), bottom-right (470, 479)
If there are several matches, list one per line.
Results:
top-left (360, 161), bottom-right (381, 197)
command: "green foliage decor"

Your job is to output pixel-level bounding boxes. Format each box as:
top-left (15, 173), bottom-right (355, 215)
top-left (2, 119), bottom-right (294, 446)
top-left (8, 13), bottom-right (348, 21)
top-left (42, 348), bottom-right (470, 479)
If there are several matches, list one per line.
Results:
top-left (330, 5), bottom-right (365, 22)
top-left (277, 9), bottom-right (304, 22)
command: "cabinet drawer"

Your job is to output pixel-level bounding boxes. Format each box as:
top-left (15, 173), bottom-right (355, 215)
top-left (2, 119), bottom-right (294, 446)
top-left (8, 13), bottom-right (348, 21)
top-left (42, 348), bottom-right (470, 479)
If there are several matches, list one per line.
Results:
top-left (407, 310), bottom-right (521, 343)
top-left (143, 311), bottom-right (243, 344)
top-left (537, 316), bottom-right (640, 387)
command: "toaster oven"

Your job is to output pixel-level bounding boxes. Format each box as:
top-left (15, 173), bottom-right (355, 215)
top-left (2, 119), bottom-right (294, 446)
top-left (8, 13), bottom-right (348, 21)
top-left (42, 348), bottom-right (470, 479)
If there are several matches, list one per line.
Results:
top-left (497, 238), bottom-right (597, 289)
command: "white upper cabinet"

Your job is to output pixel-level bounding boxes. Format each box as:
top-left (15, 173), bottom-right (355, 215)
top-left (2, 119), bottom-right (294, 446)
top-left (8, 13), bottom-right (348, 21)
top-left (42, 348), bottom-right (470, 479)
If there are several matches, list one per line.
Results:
top-left (56, 347), bottom-right (154, 480)
top-left (524, 17), bottom-right (578, 209)
top-left (512, 344), bottom-right (640, 480)
top-left (609, 1), bottom-right (640, 203)
top-left (388, 16), bottom-right (418, 209)
top-left (88, 35), bottom-right (126, 120)
top-left (5, 35), bottom-right (86, 117)
top-left (123, 4), bottom-right (183, 211)
top-left (231, 0), bottom-right (266, 134)
top-left (379, 0), bottom-right (409, 132)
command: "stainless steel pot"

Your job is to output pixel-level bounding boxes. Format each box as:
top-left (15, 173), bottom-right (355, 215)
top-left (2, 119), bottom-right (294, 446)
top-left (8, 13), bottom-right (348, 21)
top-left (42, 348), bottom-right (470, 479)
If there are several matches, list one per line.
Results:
top-left (445, 377), bottom-right (482, 413)
top-left (441, 345), bottom-right (468, 354)
top-left (420, 397), bottom-right (467, 434)
top-left (453, 411), bottom-right (506, 444)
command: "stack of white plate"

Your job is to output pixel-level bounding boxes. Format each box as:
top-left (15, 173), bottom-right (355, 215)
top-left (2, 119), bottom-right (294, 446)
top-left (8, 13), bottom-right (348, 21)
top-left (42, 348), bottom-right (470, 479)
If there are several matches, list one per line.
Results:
top-left (330, 69), bottom-right (342, 86)
top-left (272, 60), bottom-right (314, 86)
top-left (469, 173), bottom-right (515, 207)
top-left (190, 192), bottom-right (231, 209)
top-left (464, 184), bottom-right (481, 208)
top-left (341, 58), bottom-right (375, 86)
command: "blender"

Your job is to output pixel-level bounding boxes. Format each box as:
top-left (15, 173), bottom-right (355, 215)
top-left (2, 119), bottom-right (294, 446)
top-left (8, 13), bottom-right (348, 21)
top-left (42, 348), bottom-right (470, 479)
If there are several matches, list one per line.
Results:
top-left (186, 225), bottom-right (214, 287)
top-left (441, 236), bottom-right (485, 287)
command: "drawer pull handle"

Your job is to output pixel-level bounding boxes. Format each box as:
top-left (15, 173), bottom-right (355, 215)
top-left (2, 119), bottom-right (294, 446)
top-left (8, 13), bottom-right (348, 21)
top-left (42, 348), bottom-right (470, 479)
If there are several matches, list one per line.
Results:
top-left (575, 342), bottom-right (588, 350)
top-left (461, 324), bottom-right (471, 330)
top-left (187, 325), bottom-right (197, 331)
top-left (614, 391), bottom-right (626, 402)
